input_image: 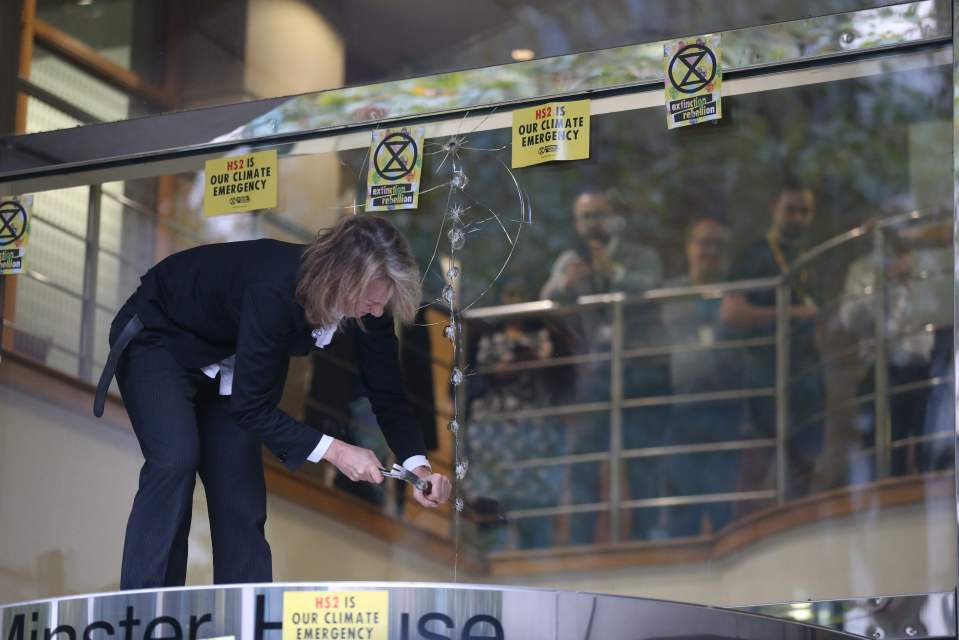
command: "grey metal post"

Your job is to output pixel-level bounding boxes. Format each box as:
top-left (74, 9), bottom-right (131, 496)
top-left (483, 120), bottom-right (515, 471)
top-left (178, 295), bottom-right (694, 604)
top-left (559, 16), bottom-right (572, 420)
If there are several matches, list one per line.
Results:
top-left (775, 283), bottom-right (790, 504)
top-left (78, 184), bottom-right (101, 383)
top-left (873, 228), bottom-right (891, 479)
top-left (386, 320), bottom-right (403, 517)
top-left (952, 0), bottom-right (958, 623)
top-left (608, 298), bottom-right (624, 541)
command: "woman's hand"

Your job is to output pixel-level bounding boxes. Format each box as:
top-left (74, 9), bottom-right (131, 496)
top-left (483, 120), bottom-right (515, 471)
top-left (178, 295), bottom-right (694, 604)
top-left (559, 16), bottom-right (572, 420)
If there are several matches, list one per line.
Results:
top-left (325, 439), bottom-right (384, 484)
top-left (410, 466), bottom-right (452, 508)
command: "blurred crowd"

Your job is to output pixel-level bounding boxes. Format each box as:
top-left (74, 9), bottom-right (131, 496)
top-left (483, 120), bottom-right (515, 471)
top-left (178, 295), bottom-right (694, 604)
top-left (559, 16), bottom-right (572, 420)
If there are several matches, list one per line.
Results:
top-left (461, 184), bottom-right (954, 550)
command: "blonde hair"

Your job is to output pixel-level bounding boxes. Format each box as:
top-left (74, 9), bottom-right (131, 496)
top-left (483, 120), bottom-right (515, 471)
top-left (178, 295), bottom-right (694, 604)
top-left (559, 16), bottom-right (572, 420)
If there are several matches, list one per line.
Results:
top-left (296, 215), bottom-right (421, 328)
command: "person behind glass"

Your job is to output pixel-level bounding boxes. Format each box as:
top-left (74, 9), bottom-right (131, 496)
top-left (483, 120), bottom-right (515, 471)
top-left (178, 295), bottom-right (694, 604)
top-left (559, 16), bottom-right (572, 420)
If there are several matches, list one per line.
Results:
top-left (465, 277), bottom-right (567, 550)
top-left (895, 205), bottom-right (955, 471)
top-left (540, 188), bottom-right (663, 544)
top-left (721, 181), bottom-right (823, 497)
top-left (839, 211), bottom-right (951, 477)
top-left (657, 216), bottom-right (742, 536)
top-left (540, 188), bottom-right (664, 395)
top-left (541, 189), bottom-right (662, 302)
top-left (93, 215), bottom-right (452, 589)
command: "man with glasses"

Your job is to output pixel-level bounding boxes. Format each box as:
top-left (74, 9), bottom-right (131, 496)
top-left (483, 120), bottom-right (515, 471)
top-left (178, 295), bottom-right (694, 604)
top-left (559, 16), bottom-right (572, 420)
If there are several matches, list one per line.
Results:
top-left (646, 217), bottom-right (742, 537)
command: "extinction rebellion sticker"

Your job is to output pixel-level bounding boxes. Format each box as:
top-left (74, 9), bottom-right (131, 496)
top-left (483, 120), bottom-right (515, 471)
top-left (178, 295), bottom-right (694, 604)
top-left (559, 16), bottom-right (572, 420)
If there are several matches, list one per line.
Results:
top-left (663, 34), bottom-right (722, 129)
top-left (365, 127), bottom-right (425, 212)
top-left (0, 194), bottom-right (31, 275)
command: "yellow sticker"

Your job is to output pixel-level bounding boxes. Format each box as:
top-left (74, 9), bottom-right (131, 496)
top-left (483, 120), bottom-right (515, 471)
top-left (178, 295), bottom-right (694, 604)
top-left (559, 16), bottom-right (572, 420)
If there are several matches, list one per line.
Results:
top-left (283, 591), bottom-right (388, 640)
top-left (203, 149), bottom-right (278, 216)
top-left (0, 194), bottom-right (32, 275)
top-left (663, 34), bottom-right (722, 129)
top-left (511, 100), bottom-right (590, 169)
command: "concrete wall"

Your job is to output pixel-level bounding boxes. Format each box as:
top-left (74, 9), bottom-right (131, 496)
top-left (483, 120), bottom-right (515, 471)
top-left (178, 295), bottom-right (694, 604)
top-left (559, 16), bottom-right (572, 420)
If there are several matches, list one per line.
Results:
top-left (244, 0), bottom-right (344, 100)
top-left (503, 499), bottom-right (956, 605)
top-left (1, 383), bottom-right (955, 608)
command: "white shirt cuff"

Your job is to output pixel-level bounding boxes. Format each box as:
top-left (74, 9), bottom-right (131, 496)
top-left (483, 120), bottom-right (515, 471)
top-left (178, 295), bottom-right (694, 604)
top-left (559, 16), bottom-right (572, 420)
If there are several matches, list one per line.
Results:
top-left (307, 438), bottom-right (428, 471)
top-left (402, 455), bottom-right (430, 472)
top-left (307, 435), bottom-right (335, 463)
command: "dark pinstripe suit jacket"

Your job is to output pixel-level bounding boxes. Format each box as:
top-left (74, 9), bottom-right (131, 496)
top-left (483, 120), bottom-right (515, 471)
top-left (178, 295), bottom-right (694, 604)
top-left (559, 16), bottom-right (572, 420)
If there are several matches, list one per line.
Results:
top-left (112, 238), bottom-right (426, 471)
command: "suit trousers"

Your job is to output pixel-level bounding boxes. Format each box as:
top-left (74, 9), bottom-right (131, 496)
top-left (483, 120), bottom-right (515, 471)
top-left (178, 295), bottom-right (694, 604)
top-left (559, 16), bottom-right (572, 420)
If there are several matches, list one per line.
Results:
top-left (115, 331), bottom-right (272, 588)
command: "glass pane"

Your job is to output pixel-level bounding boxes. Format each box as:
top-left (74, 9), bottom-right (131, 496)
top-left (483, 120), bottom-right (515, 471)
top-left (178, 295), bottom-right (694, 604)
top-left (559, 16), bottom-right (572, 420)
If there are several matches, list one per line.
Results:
top-left (1, 40), bottom-right (954, 610)
top-left (9, 186), bottom-right (88, 378)
top-left (28, 217), bottom-right (85, 294)
top-left (36, 0), bottom-right (135, 70)
top-left (30, 46), bottom-right (132, 122)
top-left (30, 0), bottom-right (923, 101)
top-left (24, 95), bottom-right (81, 134)
top-left (12, 277), bottom-right (82, 371)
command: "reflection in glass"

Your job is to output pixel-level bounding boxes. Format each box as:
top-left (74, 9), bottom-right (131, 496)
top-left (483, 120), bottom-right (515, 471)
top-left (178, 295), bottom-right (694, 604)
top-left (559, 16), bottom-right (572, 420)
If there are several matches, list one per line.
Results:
top-left (4, 41), bottom-right (954, 605)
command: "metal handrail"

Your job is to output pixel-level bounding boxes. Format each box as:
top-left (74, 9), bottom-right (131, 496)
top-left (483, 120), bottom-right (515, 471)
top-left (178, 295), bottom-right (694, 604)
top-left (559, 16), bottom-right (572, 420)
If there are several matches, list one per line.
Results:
top-left (32, 212), bottom-right (144, 272)
top-left (789, 208), bottom-right (947, 273)
top-left (472, 336), bottom-right (776, 376)
top-left (461, 207), bottom-right (953, 540)
top-left (504, 490), bottom-right (778, 520)
top-left (100, 188), bottom-right (209, 247)
top-left (7, 168), bottom-right (950, 544)
top-left (2, 319), bottom-right (81, 359)
top-left (504, 438), bottom-right (776, 470)
top-left (463, 277), bottom-right (781, 321)
top-left (20, 269), bottom-right (117, 316)
top-left (789, 375), bottom-right (952, 438)
top-left (789, 324), bottom-right (949, 388)
top-left (464, 210), bottom-right (948, 325)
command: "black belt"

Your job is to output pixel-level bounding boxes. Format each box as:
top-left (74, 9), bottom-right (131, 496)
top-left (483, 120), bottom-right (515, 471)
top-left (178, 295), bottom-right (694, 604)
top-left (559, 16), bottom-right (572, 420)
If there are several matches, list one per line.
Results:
top-left (93, 314), bottom-right (143, 417)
